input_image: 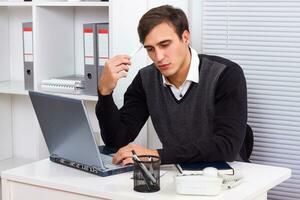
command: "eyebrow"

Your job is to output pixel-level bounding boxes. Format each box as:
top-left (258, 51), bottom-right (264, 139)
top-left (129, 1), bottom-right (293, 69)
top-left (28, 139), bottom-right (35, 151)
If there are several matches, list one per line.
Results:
top-left (144, 39), bottom-right (171, 49)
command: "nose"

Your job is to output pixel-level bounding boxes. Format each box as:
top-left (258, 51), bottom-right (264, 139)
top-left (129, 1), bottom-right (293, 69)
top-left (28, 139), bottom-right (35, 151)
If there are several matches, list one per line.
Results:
top-left (154, 49), bottom-right (164, 62)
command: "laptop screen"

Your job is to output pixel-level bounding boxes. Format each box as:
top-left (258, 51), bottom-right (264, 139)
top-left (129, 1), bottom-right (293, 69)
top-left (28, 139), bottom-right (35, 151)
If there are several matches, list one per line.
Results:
top-left (29, 91), bottom-right (104, 169)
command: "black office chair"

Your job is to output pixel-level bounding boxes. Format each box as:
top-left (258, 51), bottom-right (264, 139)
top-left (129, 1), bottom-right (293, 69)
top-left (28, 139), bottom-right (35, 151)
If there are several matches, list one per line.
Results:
top-left (239, 124), bottom-right (254, 162)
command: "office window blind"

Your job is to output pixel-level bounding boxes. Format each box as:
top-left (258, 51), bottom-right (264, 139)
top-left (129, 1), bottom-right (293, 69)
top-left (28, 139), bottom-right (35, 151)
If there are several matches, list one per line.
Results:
top-left (201, 1), bottom-right (300, 199)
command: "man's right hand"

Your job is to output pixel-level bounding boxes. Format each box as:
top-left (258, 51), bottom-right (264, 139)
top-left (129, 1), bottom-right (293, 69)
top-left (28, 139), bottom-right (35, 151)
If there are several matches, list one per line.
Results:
top-left (98, 55), bottom-right (131, 95)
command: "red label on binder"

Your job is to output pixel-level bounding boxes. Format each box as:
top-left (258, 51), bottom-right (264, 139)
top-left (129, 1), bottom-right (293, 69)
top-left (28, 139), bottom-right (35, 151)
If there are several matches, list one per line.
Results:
top-left (99, 29), bottom-right (108, 34)
top-left (84, 28), bottom-right (93, 33)
top-left (23, 27), bottom-right (32, 32)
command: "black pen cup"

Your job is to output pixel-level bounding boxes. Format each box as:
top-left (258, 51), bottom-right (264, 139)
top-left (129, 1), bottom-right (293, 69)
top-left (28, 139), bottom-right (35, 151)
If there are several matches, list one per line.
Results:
top-left (133, 155), bottom-right (160, 192)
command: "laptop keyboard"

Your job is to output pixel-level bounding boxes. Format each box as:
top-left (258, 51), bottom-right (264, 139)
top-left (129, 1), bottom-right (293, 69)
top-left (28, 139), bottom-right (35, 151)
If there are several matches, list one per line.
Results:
top-left (101, 153), bottom-right (113, 163)
top-left (100, 154), bottom-right (121, 169)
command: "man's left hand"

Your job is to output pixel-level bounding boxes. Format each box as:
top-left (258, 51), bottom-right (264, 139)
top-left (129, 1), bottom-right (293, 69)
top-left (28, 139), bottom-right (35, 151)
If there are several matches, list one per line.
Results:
top-left (112, 143), bottom-right (159, 166)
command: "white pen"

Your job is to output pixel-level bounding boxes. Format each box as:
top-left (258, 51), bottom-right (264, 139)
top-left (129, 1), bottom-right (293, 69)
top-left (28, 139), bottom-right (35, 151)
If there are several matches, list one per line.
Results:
top-left (175, 164), bottom-right (183, 174)
top-left (130, 45), bottom-right (143, 59)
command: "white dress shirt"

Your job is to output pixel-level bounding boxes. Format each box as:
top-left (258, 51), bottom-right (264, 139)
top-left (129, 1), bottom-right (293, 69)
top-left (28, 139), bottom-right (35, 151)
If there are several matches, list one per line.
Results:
top-left (162, 47), bottom-right (199, 100)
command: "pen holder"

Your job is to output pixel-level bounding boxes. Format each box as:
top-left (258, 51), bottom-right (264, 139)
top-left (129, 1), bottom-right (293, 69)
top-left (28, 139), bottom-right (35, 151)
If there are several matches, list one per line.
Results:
top-left (133, 155), bottom-right (160, 193)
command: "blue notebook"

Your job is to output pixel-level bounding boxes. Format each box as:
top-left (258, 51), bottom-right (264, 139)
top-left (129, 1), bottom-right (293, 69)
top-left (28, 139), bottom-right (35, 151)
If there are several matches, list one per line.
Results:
top-left (179, 161), bottom-right (234, 175)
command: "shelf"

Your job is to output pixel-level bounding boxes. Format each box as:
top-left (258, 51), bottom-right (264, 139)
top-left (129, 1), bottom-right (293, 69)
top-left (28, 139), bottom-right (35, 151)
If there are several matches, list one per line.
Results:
top-left (0, 2), bottom-right (33, 6)
top-left (0, 1), bottom-right (109, 7)
top-left (0, 81), bottom-right (27, 95)
top-left (42, 91), bottom-right (98, 101)
top-left (0, 157), bottom-right (34, 176)
top-left (0, 81), bottom-right (98, 101)
top-left (35, 1), bottom-right (110, 7)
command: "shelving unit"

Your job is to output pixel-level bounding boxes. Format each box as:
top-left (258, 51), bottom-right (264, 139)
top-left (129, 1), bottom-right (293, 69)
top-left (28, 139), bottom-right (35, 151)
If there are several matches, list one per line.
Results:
top-left (0, 0), bottom-right (196, 180)
top-left (0, 0), bottom-right (149, 175)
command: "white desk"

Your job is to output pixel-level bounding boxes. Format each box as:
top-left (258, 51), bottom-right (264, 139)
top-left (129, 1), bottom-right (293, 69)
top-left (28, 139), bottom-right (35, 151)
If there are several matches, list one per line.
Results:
top-left (1, 159), bottom-right (291, 200)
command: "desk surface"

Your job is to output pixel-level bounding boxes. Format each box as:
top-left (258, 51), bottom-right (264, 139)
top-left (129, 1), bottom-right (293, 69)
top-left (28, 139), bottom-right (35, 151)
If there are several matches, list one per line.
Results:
top-left (1, 159), bottom-right (291, 200)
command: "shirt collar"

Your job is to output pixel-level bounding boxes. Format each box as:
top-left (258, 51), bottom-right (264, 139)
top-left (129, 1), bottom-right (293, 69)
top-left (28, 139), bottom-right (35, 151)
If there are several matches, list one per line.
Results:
top-left (162, 47), bottom-right (199, 86)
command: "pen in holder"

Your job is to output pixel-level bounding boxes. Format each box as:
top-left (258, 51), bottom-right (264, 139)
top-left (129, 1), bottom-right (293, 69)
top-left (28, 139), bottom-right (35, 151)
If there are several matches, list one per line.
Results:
top-left (132, 152), bottom-right (160, 193)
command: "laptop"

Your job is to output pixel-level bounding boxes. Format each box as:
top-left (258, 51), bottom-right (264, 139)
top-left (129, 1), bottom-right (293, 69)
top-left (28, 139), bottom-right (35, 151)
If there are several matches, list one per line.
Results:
top-left (29, 91), bottom-right (133, 176)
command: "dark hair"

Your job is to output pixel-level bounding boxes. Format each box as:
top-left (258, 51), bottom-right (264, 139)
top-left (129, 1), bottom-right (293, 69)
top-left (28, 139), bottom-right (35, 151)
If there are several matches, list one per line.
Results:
top-left (137, 5), bottom-right (189, 44)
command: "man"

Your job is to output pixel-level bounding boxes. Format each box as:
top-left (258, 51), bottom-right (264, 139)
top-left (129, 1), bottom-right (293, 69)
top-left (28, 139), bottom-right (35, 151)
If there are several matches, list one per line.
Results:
top-left (96, 5), bottom-right (247, 165)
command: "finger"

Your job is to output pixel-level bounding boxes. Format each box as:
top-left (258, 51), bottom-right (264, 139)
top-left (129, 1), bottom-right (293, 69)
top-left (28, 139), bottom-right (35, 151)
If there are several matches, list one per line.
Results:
top-left (113, 154), bottom-right (131, 165)
top-left (112, 149), bottom-right (123, 164)
top-left (109, 54), bottom-right (130, 62)
top-left (121, 157), bottom-right (134, 166)
top-left (112, 148), bottom-right (132, 164)
top-left (114, 54), bottom-right (131, 60)
top-left (114, 64), bottom-right (129, 73)
top-left (109, 55), bottom-right (131, 67)
top-left (116, 70), bottom-right (128, 79)
top-left (112, 154), bottom-right (122, 165)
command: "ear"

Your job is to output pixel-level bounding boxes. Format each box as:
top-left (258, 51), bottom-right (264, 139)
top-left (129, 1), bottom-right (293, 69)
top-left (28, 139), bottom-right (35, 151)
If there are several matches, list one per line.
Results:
top-left (181, 30), bottom-right (190, 45)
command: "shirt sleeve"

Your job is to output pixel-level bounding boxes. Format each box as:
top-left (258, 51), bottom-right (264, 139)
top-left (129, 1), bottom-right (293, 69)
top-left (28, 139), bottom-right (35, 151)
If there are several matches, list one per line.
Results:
top-left (95, 71), bottom-right (149, 149)
top-left (157, 63), bottom-right (248, 164)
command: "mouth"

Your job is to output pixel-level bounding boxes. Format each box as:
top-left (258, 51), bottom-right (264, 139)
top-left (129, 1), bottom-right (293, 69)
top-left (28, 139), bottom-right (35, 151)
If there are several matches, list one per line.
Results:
top-left (158, 63), bottom-right (170, 70)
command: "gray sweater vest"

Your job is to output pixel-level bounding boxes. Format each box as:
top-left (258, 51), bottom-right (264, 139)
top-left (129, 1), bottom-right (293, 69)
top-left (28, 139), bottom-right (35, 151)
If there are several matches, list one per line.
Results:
top-left (140, 55), bottom-right (227, 149)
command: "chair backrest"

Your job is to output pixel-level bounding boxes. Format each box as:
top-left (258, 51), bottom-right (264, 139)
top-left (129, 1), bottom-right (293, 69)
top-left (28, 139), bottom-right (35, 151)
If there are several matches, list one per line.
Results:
top-left (239, 124), bottom-right (254, 162)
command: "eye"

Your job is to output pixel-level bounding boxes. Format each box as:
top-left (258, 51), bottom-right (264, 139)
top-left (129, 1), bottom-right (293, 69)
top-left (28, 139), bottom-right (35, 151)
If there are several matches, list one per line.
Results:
top-left (160, 41), bottom-right (170, 48)
top-left (146, 47), bottom-right (153, 52)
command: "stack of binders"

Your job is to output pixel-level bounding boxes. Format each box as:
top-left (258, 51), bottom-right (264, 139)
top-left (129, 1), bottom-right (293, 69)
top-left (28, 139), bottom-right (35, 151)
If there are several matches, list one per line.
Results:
top-left (83, 23), bottom-right (109, 96)
top-left (41, 75), bottom-right (85, 95)
top-left (39, 22), bottom-right (109, 96)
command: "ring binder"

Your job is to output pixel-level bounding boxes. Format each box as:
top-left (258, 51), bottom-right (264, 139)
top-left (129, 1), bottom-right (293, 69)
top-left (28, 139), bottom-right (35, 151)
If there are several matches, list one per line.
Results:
top-left (22, 22), bottom-right (34, 90)
top-left (83, 23), bottom-right (109, 96)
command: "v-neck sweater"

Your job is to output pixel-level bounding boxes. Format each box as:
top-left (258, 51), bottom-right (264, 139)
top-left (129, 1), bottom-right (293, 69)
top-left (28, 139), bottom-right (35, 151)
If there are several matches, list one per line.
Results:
top-left (96, 54), bottom-right (247, 164)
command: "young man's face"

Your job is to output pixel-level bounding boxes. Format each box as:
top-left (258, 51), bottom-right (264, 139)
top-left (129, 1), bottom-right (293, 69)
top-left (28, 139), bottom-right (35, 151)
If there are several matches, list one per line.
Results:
top-left (143, 22), bottom-right (190, 82)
